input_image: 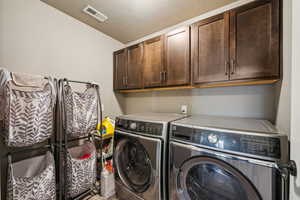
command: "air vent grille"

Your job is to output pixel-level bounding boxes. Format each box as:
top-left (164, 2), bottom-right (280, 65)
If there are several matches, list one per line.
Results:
top-left (83, 5), bottom-right (108, 22)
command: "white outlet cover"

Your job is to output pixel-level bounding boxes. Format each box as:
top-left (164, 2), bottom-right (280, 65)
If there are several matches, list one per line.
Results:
top-left (181, 105), bottom-right (188, 114)
top-left (101, 104), bottom-right (104, 111)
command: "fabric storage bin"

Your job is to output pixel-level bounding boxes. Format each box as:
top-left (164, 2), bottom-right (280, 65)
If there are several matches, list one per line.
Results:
top-left (65, 142), bottom-right (97, 198)
top-left (64, 85), bottom-right (98, 137)
top-left (3, 75), bottom-right (56, 147)
top-left (7, 151), bottom-right (56, 200)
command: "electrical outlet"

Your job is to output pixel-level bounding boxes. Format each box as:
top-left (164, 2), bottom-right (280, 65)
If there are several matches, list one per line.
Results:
top-left (181, 105), bottom-right (188, 114)
top-left (101, 104), bottom-right (104, 111)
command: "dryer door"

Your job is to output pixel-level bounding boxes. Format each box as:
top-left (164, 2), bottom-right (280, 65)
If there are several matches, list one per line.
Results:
top-left (114, 131), bottom-right (162, 200)
top-left (178, 156), bottom-right (261, 200)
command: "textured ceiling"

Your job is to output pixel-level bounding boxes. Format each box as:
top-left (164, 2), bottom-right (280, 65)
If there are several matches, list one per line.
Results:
top-left (41, 0), bottom-right (238, 43)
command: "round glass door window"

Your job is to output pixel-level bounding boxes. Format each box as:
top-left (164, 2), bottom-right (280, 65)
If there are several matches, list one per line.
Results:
top-left (115, 138), bottom-right (153, 193)
top-left (179, 157), bottom-right (261, 200)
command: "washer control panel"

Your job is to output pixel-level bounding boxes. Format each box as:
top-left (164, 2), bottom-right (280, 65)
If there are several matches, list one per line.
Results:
top-left (171, 125), bottom-right (283, 159)
top-left (116, 118), bottom-right (164, 136)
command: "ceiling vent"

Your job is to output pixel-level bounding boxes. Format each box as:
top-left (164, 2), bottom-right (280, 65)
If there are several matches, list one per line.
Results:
top-left (83, 5), bottom-right (108, 22)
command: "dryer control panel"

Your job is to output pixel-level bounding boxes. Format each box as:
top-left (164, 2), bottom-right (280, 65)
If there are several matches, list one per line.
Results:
top-left (171, 125), bottom-right (284, 160)
top-left (115, 118), bottom-right (164, 137)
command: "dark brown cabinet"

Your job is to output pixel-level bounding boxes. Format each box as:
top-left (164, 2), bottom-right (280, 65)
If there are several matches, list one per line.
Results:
top-left (192, 13), bottom-right (230, 84)
top-left (143, 28), bottom-right (190, 88)
top-left (114, 0), bottom-right (280, 92)
top-left (191, 0), bottom-right (279, 85)
top-left (229, 0), bottom-right (279, 80)
top-left (164, 27), bottom-right (190, 86)
top-left (113, 49), bottom-right (127, 90)
top-left (126, 44), bottom-right (144, 89)
top-left (143, 36), bottom-right (164, 88)
top-left (113, 44), bottom-right (143, 90)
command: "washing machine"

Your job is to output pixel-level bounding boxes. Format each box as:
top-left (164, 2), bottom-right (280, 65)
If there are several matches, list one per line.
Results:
top-left (114, 113), bottom-right (186, 200)
top-left (169, 115), bottom-right (289, 200)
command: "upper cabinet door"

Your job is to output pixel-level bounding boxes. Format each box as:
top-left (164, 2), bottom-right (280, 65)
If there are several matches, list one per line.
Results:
top-left (229, 0), bottom-right (280, 80)
top-left (164, 27), bottom-right (190, 86)
top-left (192, 13), bottom-right (230, 84)
top-left (143, 36), bottom-right (164, 88)
top-left (126, 44), bottom-right (144, 89)
top-left (113, 49), bottom-right (127, 90)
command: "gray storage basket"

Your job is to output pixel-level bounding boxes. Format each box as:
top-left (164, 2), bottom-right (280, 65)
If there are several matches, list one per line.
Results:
top-left (64, 85), bottom-right (98, 138)
top-left (7, 151), bottom-right (56, 200)
top-left (65, 141), bottom-right (97, 198)
top-left (3, 81), bottom-right (55, 147)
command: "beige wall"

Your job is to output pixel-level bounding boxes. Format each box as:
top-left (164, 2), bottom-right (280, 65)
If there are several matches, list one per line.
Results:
top-left (0, 0), bottom-right (125, 119)
top-left (275, 0), bottom-right (292, 136)
top-left (290, 0), bottom-right (300, 198)
top-left (124, 0), bottom-right (278, 122)
top-left (125, 85), bottom-right (276, 121)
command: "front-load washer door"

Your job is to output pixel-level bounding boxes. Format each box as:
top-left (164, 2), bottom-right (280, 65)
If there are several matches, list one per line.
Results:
top-left (114, 131), bottom-right (162, 200)
top-left (178, 156), bottom-right (261, 200)
top-left (169, 141), bottom-right (263, 200)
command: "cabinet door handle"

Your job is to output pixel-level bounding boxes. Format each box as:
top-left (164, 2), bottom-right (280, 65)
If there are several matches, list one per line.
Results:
top-left (160, 72), bottom-right (163, 82)
top-left (225, 61), bottom-right (229, 75)
top-left (140, 44), bottom-right (144, 64)
top-left (164, 71), bottom-right (167, 82)
top-left (230, 59), bottom-right (236, 75)
top-left (126, 76), bottom-right (128, 85)
top-left (122, 77), bottom-right (126, 86)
